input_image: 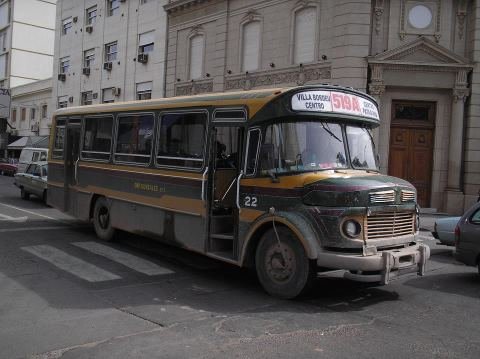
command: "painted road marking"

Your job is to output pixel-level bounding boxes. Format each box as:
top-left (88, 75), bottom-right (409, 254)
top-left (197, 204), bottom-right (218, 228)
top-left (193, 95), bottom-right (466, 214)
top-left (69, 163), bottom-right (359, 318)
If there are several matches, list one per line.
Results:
top-left (0, 226), bottom-right (68, 233)
top-left (73, 241), bottom-right (174, 276)
top-left (0, 203), bottom-right (57, 220)
top-left (21, 245), bottom-right (121, 282)
top-left (0, 213), bottom-right (28, 222)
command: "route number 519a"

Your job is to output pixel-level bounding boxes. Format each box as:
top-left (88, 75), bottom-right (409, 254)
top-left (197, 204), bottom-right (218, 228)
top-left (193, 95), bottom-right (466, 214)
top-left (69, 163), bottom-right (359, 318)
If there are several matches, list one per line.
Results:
top-left (244, 196), bottom-right (258, 207)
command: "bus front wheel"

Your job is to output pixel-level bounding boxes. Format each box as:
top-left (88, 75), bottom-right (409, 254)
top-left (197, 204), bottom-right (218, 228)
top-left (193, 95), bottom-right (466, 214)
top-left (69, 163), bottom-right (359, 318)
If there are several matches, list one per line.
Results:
top-left (255, 227), bottom-right (316, 299)
top-left (93, 197), bottom-right (116, 241)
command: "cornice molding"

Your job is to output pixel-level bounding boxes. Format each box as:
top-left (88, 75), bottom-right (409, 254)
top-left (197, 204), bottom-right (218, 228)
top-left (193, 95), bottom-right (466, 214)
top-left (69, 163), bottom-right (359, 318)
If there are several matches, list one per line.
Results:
top-left (164, 0), bottom-right (210, 14)
top-left (368, 37), bottom-right (472, 66)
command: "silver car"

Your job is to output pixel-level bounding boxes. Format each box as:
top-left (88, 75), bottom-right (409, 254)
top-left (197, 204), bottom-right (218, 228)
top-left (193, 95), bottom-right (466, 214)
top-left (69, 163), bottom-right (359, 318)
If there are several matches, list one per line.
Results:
top-left (432, 216), bottom-right (461, 246)
top-left (454, 202), bottom-right (480, 273)
top-left (14, 161), bottom-right (48, 202)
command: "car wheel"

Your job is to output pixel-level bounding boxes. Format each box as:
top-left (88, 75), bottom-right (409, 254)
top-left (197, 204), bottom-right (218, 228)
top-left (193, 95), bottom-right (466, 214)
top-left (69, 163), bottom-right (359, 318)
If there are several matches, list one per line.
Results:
top-left (255, 227), bottom-right (316, 299)
top-left (93, 197), bottom-right (116, 241)
top-left (42, 190), bottom-right (47, 204)
top-left (21, 188), bottom-right (30, 200)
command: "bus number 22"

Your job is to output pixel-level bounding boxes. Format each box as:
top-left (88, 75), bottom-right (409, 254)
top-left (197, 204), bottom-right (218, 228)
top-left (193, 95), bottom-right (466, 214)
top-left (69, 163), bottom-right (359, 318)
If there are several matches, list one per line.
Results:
top-left (244, 196), bottom-right (258, 207)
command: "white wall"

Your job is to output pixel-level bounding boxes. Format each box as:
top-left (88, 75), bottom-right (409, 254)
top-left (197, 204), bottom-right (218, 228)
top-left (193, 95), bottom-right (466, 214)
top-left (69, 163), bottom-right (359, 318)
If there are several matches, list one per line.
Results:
top-left (10, 49), bottom-right (53, 86)
top-left (11, 22), bottom-right (55, 54)
top-left (13, 0), bottom-right (57, 30)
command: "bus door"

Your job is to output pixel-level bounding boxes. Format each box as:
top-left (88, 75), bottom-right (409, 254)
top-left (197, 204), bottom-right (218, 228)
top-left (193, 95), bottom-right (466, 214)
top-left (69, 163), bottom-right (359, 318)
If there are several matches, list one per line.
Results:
top-left (64, 119), bottom-right (81, 215)
top-left (206, 109), bottom-right (246, 261)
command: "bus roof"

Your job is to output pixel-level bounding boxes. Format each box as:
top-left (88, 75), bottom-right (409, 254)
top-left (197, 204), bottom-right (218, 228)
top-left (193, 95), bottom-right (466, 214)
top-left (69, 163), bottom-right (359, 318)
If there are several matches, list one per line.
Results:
top-left (53, 85), bottom-right (379, 122)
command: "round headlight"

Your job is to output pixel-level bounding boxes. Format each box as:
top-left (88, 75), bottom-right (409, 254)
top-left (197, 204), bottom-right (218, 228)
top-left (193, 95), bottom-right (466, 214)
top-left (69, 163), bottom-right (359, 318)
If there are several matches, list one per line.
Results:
top-left (343, 219), bottom-right (362, 238)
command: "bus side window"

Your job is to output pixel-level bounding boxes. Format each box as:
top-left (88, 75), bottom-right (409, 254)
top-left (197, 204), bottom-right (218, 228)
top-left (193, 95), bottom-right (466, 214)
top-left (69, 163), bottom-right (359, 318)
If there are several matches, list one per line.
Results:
top-left (157, 112), bottom-right (207, 169)
top-left (52, 118), bottom-right (66, 159)
top-left (40, 152), bottom-right (47, 161)
top-left (245, 128), bottom-right (261, 176)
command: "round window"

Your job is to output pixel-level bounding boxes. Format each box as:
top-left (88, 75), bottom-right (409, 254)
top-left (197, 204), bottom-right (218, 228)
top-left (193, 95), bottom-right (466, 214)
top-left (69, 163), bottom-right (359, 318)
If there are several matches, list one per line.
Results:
top-left (408, 5), bottom-right (433, 29)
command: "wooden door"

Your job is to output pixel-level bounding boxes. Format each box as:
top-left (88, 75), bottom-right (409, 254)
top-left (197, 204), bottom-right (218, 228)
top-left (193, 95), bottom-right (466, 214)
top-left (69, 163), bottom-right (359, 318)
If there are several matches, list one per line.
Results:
top-left (388, 101), bottom-right (435, 208)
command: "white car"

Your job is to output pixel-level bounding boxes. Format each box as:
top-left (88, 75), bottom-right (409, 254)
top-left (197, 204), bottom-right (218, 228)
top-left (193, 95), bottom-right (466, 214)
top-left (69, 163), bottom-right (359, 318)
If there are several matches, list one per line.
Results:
top-left (14, 161), bottom-right (48, 202)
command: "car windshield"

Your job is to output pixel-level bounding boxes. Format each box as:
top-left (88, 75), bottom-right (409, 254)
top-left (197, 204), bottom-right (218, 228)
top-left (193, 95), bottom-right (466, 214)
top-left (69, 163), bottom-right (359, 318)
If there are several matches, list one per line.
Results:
top-left (259, 121), bottom-right (347, 175)
top-left (346, 126), bottom-right (377, 170)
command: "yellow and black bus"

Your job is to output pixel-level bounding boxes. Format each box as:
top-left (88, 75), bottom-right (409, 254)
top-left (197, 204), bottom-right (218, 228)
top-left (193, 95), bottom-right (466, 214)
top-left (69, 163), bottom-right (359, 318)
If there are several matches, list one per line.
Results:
top-left (48, 85), bottom-right (429, 298)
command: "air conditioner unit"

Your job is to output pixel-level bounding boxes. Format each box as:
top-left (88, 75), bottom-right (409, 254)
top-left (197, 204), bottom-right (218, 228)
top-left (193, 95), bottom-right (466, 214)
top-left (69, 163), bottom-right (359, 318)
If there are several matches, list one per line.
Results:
top-left (113, 87), bottom-right (121, 96)
top-left (137, 53), bottom-right (148, 64)
top-left (85, 25), bottom-right (93, 33)
top-left (103, 62), bottom-right (112, 71)
top-left (68, 96), bottom-right (74, 103)
top-left (82, 67), bottom-right (91, 76)
top-left (58, 73), bottom-right (66, 81)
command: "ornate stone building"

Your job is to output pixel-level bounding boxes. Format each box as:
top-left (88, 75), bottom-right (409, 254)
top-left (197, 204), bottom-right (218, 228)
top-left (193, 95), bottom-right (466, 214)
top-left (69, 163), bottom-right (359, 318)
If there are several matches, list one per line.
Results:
top-left (164, 0), bottom-right (479, 214)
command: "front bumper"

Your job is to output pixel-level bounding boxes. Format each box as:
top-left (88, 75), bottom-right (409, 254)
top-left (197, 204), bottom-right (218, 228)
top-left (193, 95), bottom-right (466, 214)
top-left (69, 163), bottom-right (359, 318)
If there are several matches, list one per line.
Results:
top-left (317, 243), bottom-right (430, 284)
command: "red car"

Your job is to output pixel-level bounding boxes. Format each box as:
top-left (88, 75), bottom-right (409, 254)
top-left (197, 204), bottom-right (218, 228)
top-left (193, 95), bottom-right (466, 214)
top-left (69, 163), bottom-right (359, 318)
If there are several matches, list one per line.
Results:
top-left (0, 159), bottom-right (18, 176)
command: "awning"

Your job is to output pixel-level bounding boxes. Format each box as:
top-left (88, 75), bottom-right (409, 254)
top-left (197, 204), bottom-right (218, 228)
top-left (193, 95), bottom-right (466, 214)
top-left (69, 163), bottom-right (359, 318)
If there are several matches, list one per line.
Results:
top-left (7, 136), bottom-right (29, 150)
top-left (7, 136), bottom-right (49, 150)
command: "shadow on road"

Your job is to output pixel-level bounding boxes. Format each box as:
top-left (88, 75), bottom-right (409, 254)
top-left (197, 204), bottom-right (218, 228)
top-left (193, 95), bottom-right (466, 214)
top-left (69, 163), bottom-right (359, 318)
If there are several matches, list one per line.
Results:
top-left (404, 271), bottom-right (480, 299)
top-left (0, 223), bottom-right (402, 318)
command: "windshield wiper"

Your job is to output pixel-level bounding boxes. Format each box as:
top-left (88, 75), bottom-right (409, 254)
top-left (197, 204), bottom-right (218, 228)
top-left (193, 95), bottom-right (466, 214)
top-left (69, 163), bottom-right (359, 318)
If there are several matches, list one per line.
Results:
top-left (321, 122), bottom-right (342, 142)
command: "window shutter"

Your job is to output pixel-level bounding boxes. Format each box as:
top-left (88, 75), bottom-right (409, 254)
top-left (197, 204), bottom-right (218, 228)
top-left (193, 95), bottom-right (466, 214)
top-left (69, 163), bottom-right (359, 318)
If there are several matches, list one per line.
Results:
top-left (0, 54), bottom-right (6, 78)
top-left (294, 7), bottom-right (316, 64)
top-left (242, 21), bottom-right (261, 72)
top-left (136, 81), bottom-right (152, 93)
top-left (0, 3), bottom-right (9, 28)
top-left (189, 35), bottom-right (204, 80)
top-left (139, 31), bottom-right (155, 46)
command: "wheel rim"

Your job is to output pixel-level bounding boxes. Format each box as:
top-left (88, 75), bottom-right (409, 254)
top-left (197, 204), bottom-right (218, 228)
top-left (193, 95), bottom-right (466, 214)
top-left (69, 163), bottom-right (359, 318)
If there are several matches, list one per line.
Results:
top-left (264, 242), bottom-right (296, 284)
top-left (98, 206), bottom-right (110, 230)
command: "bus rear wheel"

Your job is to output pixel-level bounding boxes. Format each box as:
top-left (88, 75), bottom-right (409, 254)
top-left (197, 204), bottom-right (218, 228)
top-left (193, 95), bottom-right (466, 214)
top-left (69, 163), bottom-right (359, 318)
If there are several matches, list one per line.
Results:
top-left (93, 197), bottom-right (116, 241)
top-left (255, 227), bottom-right (316, 299)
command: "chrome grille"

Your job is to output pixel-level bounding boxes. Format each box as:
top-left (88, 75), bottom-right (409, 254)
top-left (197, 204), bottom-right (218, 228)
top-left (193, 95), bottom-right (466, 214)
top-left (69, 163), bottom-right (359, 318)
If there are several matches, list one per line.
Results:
top-left (401, 190), bottom-right (416, 202)
top-left (366, 212), bottom-right (415, 239)
top-left (369, 190), bottom-right (395, 204)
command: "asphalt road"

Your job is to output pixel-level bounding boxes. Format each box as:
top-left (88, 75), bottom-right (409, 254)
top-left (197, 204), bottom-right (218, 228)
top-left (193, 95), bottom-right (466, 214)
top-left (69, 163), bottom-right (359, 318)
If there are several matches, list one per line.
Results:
top-left (0, 175), bottom-right (479, 359)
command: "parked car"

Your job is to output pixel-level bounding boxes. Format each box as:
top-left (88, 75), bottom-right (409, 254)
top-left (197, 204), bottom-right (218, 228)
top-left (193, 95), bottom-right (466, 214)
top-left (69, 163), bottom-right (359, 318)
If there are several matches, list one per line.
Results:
top-left (454, 201), bottom-right (480, 273)
top-left (17, 147), bottom-right (48, 174)
top-left (14, 161), bottom-right (48, 202)
top-left (432, 216), bottom-right (461, 246)
top-left (0, 158), bottom-right (18, 176)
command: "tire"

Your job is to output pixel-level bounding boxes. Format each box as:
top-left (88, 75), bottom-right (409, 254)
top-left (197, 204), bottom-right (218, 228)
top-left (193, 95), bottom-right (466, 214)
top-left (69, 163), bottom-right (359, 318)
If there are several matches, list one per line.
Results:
top-left (255, 227), bottom-right (316, 299)
top-left (42, 190), bottom-right (47, 204)
top-left (21, 188), bottom-right (30, 200)
top-left (93, 197), bottom-right (116, 241)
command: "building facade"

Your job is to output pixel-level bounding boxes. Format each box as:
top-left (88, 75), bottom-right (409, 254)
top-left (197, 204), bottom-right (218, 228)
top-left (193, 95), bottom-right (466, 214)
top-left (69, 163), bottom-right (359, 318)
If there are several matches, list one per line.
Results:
top-left (162, 0), bottom-right (479, 214)
top-left (49, 0), bottom-right (479, 214)
top-left (0, 0), bottom-right (57, 89)
top-left (52, 0), bottom-right (168, 109)
top-left (10, 79), bottom-right (53, 137)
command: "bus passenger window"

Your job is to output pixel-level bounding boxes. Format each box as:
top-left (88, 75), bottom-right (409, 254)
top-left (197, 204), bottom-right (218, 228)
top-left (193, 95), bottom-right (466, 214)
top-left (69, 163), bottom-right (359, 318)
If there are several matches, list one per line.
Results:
top-left (114, 114), bottom-right (154, 164)
top-left (82, 116), bottom-right (113, 161)
top-left (157, 112), bottom-right (206, 168)
top-left (52, 118), bottom-right (66, 159)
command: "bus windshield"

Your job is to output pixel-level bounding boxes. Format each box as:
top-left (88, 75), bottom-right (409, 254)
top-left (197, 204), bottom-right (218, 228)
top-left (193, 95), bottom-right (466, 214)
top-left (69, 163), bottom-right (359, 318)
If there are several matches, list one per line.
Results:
top-left (259, 121), bottom-right (377, 175)
top-left (346, 126), bottom-right (377, 170)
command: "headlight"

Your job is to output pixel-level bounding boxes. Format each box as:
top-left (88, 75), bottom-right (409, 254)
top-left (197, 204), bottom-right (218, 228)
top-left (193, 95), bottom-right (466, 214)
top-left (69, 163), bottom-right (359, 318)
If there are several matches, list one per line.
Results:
top-left (342, 219), bottom-right (362, 238)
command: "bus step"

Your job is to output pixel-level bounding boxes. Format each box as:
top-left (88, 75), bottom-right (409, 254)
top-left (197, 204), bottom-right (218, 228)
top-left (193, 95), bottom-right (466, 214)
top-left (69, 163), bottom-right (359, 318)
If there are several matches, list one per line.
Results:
top-left (210, 233), bottom-right (234, 240)
top-left (210, 215), bottom-right (233, 234)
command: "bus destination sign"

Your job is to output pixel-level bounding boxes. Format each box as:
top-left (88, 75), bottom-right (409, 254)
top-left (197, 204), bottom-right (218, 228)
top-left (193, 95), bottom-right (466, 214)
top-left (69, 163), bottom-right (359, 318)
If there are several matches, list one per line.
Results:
top-left (291, 91), bottom-right (379, 120)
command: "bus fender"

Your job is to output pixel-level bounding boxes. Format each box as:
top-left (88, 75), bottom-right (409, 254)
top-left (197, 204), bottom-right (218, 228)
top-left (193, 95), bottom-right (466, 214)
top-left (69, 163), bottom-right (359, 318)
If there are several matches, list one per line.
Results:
top-left (240, 211), bottom-right (321, 267)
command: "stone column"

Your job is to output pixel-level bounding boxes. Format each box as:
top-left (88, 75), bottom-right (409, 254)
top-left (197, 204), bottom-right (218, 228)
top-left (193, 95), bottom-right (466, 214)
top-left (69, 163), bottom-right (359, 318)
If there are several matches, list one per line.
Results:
top-left (368, 63), bottom-right (386, 171)
top-left (445, 71), bottom-right (469, 214)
